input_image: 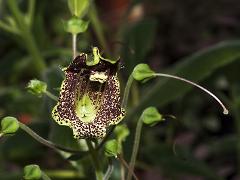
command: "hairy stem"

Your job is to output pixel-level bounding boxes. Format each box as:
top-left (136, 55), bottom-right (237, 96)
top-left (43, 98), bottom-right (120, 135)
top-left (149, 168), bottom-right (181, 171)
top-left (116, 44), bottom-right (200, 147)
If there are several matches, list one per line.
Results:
top-left (86, 140), bottom-right (103, 180)
top-left (19, 122), bottom-right (81, 154)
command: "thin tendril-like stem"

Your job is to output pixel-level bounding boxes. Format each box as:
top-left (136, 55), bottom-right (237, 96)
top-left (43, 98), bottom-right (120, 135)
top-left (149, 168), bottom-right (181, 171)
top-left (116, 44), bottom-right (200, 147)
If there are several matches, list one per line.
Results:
top-left (155, 73), bottom-right (229, 115)
top-left (118, 154), bottom-right (139, 180)
top-left (19, 122), bottom-right (82, 154)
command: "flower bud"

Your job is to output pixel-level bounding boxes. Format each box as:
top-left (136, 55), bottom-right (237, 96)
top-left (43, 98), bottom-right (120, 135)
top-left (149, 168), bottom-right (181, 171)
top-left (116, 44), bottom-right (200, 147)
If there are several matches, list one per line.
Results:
top-left (64, 17), bottom-right (89, 35)
top-left (68, 0), bottom-right (90, 18)
top-left (114, 124), bottom-right (129, 142)
top-left (132, 63), bottom-right (156, 82)
top-left (27, 79), bottom-right (47, 97)
top-left (104, 139), bottom-right (120, 158)
top-left (23, 164), bottom-right (42, 180)
top-left (1, 116), bottom-right (19, 135)
top-left (142, 107), bottom-right (163, 126)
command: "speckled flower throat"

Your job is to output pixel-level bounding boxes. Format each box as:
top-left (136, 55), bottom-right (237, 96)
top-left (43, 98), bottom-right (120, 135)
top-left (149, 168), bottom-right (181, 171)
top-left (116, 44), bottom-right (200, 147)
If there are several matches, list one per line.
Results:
top-left (52, 48), bottom-right (125, 139)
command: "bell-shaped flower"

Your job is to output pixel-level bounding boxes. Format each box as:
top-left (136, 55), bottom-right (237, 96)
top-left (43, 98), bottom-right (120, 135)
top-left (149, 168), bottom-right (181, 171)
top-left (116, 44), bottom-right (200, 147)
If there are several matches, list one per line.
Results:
top-left (52, 47), bottom-right (125, 139)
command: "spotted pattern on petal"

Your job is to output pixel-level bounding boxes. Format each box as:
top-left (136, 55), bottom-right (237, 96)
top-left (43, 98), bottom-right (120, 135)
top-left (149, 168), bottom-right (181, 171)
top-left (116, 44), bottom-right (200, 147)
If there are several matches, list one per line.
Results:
top-left (52, 53), bottom-right (125, 139)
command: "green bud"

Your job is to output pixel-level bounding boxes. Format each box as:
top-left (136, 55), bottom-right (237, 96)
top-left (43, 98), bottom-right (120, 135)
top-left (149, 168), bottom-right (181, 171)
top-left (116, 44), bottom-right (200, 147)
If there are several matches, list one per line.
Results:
top-left (114, 124), bottom-right (130, 142)
top-left (104, 139), bottom-right (120, 158)
top-left (1, 116), bottom-right (19, 135)
top-left (64, 17), bottom-right (89, 35)
top-left (68, 0), bottom-right (90, 18)
top-left (132, 64), bottom-right (156, 82)
top-left (142, 107), bottom-right (163, 126)
top-left (27, 79), bottom-right (47, 97)
top-left (23, 164), bottom-right (42, 180)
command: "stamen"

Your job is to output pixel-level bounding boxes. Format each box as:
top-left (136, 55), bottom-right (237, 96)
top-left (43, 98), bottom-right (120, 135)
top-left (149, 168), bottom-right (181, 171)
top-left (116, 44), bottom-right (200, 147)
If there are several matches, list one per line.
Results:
top-left (155, 73), bottom-right (229, 115)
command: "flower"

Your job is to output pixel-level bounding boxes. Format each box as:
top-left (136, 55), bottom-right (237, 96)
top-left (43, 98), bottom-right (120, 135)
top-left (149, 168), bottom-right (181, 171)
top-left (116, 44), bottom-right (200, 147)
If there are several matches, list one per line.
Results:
top-left (52, 48), bottom-right (125, 139)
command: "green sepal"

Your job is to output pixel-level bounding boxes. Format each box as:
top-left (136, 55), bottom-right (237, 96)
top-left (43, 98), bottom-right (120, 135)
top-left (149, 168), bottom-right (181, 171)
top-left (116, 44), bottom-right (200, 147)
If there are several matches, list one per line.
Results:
top-left (86, 47), bottom-right (119, 66)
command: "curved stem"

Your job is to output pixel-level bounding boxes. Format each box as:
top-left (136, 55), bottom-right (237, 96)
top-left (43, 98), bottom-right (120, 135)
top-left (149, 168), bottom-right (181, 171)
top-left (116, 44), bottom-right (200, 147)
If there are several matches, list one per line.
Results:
top-left (19, 122), bottom-right (82, 154)
top-left (155, 73), bottom-right (228, 115)
top-left (86, 140), bottom-right (103, 180)
top-left (122, 74), bottom-right (134, 109)
top-left (126, 115), bottom-right (143, 180)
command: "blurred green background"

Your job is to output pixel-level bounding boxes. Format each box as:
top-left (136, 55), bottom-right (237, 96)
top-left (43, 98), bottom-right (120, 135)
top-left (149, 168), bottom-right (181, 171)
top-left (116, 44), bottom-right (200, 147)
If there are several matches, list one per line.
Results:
top-left (1, 0), bottom-right (240, 179)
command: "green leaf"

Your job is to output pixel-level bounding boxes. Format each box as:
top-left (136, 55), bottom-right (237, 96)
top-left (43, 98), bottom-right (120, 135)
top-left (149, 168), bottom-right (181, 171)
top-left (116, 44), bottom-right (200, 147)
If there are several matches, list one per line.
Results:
top-left (126, 41), bottom-right (240, 121)
top-left (141, 107), bottom-right (163, 126)
top-left (132, 63), bottom-right (156, 82)
top-left (104, 139), bottom-right (120, 157)
top-left (68, 0), bottom-right (90, 18)
top-left (64, 17), bottom-right (89, 35)
top-left (27, 79), bottom-right (47, 97)
top-left (23, 164), bottom-right (42, 180)
top-left (1, 116), bottom-right (19, 135)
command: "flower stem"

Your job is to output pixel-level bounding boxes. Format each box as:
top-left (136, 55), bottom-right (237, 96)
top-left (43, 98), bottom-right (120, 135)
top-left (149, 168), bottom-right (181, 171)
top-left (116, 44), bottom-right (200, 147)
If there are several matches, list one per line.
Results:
top-left (155, 73), bottom-right (228, 115)
top-left (19, 122), bottom-right (82, 154)
top-left (126, 116), bottom-right (143, 180)
top-left (45, 90), bottom-right (58, 101)
top-left (72, 34), bottom-right (77, 58)
top-left (86, 140), bottom-right (104, 180)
